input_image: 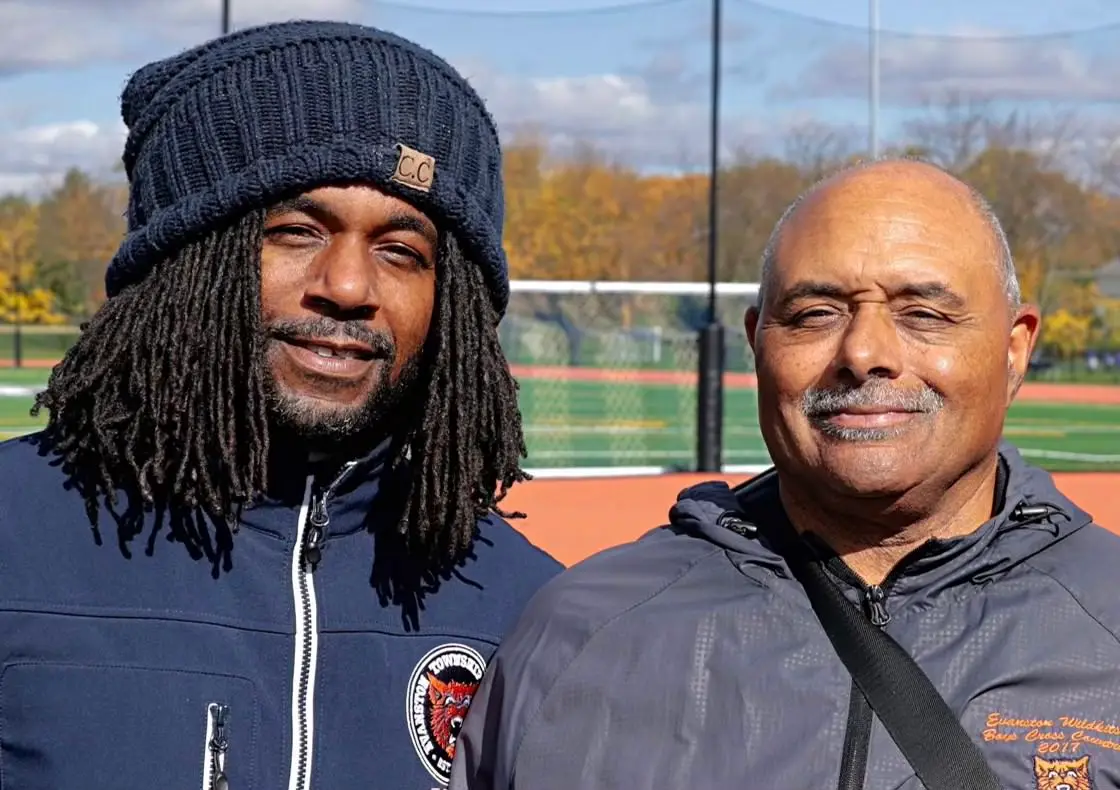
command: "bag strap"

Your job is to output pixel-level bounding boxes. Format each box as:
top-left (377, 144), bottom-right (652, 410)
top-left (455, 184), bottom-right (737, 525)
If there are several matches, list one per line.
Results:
top-left (776, 530), bottom-right (1004, 790)
top-left (712, 473), bottom-right (1007, 790)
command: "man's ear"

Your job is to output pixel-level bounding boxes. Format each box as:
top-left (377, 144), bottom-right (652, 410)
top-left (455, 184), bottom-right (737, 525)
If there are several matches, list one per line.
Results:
top-left (745, 305), bottom-right (760, 355)
top-left (1007, 303), bottom-right (1041, 404)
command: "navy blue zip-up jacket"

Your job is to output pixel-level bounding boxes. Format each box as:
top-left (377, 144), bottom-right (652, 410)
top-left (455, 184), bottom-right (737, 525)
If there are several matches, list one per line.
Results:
top-left (0, 432), bottom-right (561, 790)
top-left (452, 444), bottom-right (1120, 789)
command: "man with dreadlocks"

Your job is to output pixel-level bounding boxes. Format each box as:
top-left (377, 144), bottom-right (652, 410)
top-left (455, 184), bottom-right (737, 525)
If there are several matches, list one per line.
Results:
top-left (0, 19), bottom-right (561, 790)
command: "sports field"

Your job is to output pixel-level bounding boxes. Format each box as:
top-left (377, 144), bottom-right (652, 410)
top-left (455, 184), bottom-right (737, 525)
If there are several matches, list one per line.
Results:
top-left (3, 365), bottom-right (1120, 472)
top-left (512, 367), bottom-right (1120, 473)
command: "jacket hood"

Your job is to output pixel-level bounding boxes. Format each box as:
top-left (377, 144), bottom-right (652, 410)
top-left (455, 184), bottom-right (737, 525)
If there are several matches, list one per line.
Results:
top-left (668, 441), bottom-right (1095, 595)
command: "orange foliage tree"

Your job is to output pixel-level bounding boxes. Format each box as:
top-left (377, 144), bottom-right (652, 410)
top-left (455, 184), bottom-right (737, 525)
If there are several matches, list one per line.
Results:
top-left (0, 104), bottom-right (1118, 346)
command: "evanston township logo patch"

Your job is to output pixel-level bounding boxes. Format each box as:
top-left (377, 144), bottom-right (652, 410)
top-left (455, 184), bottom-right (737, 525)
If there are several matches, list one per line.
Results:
top-left (406, 643), bottom-right (487, 785)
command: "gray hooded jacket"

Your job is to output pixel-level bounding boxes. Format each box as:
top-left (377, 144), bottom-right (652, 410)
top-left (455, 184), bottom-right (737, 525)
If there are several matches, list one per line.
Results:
top-left (450, 444), bottom-right (1120, 789)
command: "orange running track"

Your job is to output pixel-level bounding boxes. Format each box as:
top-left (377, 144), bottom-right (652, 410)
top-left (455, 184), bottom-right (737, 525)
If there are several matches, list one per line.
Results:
top-left (505, 472), bottom-right (1120, 567)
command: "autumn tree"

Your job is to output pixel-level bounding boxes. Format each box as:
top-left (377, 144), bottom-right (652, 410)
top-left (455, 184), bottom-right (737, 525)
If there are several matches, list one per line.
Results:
top-left (900, 94), bottom-right (999, 172)
top-left (962, 148), bottom-right (1111, 312)
top-left (0, 198), bottom-right (65, 325)
top-left (35, 168), bottom-right (126, 317)
top-left (1095, 299), bottom-right (1120, 350)
top-left (1, 118), bottom-right (1117, 361)
top-left (716, 155), bottom-right (807, 283)
top-left (502, 140), bottom-right (709, 362)
top-left (892, 98), bottom-right (1120, 320)
top-left (630, 173), bottom-right (706, 283)
top-left (1042, 308), bottom-right (1093, 360)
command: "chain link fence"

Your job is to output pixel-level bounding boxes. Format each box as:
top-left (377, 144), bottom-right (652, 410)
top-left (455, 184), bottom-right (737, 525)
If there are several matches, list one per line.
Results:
top-left (501, 284), bottom-right (762, 470)
top-left (2, 0), bottom-right (1120, 468)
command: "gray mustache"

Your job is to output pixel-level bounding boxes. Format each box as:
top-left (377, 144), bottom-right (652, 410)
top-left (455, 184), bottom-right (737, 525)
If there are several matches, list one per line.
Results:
top-left (801, 380), bottom-right (944, 416)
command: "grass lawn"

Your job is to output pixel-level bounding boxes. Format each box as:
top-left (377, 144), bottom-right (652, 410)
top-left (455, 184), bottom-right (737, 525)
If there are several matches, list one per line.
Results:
top-left (4, 371), bottom-right (1119, 472)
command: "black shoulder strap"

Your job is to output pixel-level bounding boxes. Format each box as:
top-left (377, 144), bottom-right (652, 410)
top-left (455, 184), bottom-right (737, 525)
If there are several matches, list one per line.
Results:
top-left (781, 534), bottom-right (1003, 790)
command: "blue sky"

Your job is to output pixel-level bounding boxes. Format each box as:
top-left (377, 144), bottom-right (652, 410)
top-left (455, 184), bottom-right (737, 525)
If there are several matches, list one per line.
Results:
top-left (424, 0), bottom-right (1120, 30)
top-left (2, 0), bottom-right (1119, 192)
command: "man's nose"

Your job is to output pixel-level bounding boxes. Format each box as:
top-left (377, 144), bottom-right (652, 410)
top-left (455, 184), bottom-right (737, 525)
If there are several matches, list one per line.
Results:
top-left (834, 304), bottom-right (904, 382)
top-left (302, 236), bottom-right (380, 320)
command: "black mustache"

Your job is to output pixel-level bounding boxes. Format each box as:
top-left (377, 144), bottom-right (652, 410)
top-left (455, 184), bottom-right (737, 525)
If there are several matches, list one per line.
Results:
top-left (267, 318), bottom-right (394, 357)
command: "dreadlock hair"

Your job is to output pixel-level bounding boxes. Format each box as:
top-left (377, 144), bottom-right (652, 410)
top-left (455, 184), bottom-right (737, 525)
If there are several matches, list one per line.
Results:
top-left (35, 211), bottom-right (269, 531)
top-left (390, 230), bottom-right (530, 566)
top-left (34, 209), bottom-right (529, 566)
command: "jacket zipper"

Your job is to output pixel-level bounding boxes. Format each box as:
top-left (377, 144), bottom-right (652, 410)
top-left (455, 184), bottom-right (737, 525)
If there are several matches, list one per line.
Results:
top-left (287, 463), bottom-right (356, 790)
top-left (835, 576), bottom-right (896, 790)
top-left (202, 702), bottom-right (230, 790)
top-left (827, 490), bottom-right (1055, 788)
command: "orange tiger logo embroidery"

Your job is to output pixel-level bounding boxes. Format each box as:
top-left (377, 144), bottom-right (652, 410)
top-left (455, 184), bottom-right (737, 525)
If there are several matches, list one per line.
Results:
top-left (1035, 755), bottom-right (1093, 790)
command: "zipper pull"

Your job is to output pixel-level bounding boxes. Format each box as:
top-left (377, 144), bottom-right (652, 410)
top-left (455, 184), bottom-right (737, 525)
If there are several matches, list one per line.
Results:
top-left (864, 585), bottom-right (891, 627)
top-left (209, 704), bottom-right (230, 790)
top-left (1011, 503), bottom-right (1056, 522)
top-left (303, 493), bottom-right (329, 570)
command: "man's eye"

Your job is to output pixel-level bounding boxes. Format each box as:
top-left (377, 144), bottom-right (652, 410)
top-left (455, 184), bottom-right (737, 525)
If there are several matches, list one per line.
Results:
top-left (265, 225), bottom-right (317, 240)
top-left (380, 245), bottom-right (428, 268)
top-left (901, 309), bottom-right (945, 321)
top-left (793, 308), bottom-right (839, 324)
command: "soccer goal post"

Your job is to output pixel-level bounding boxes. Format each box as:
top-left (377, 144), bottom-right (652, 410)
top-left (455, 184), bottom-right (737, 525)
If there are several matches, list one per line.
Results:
top-left (502, 279), bottom-right (769, 478)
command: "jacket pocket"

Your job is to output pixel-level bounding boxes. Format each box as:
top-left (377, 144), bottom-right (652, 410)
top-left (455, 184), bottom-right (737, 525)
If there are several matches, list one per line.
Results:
top-left (202, 702), bottom-right (230, 790)
top-left (0, 662), bottom-right (259, 790)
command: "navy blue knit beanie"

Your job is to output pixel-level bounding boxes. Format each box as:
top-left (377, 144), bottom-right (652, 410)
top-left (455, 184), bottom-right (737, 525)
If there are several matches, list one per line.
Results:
top-left (108, 20), bottom-right (510, 314)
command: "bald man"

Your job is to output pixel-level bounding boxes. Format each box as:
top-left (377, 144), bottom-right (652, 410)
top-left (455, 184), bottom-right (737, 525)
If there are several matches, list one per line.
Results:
top-left (450, 159), bottom-right (1120, 790)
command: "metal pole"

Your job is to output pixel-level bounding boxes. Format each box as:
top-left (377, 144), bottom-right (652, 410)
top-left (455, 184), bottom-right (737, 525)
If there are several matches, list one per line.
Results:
top-left (706, 0), bottom-right (720, 328)
top-left (696, 0), bottom-right (724, 473)
top-left (221, 0), bottom-right (231, 34)
top-left (12, 273), bottom-right (22, 369)
top-left (869, 0), bottom-right (880, 158)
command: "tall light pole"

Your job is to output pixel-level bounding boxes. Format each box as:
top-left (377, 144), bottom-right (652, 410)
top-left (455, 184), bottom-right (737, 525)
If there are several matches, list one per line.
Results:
top-left (697, 0), bottom-right (724, 473)
top-left (222, 0), bottom-right (231, 35)
top-left (869, 0), bottom-right (880, 158)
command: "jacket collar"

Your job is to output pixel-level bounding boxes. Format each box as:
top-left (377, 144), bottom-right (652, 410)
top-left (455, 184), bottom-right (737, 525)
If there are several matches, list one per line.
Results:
top-left (239, 435), bottom-right (404, 540)
top-left (673, 442), bottom-right (1093, 602)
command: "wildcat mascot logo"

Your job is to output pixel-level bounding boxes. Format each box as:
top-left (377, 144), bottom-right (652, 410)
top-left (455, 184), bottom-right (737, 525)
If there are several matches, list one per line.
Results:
top-left (1035, 755), bottom-right (1093, 790)
top-left (407, 644), bottom-right (487, 785)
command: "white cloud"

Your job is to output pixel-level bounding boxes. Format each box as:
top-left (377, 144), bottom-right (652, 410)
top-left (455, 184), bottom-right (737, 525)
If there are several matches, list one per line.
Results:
top-left (0, 120), bottom-right (126, 196)
top-left (160, 0), bottom-right (366, 31)
top-left (0, 0), bottom-right (377, 190)
top-left (0, 58), bottom-right (840, 192)
top-left (456, 59), bottom-right (796, 169)
top-left (0, 0), bottom-right (367, 74)
top-left (0, 1), bottom-right (819, 188)
top-left (0, 2), bottom-right (131, 73)
top-left (773, 28), bottom-right (1120, 105)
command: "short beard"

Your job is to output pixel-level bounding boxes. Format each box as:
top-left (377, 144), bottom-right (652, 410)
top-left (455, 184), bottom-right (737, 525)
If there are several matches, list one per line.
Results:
top-left (265, 354), bottom-right (423, 446)
top-left (262, 316), bottom-right (425, 447)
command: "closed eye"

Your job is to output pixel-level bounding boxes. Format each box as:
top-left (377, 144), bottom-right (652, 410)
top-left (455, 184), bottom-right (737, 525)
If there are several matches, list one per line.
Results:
top-left (791, 307), bottom-right (842, 326)
top-left (900, 308), bottom-right (947, 321)
top-left (265, 224), bottom-right (319, 240)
